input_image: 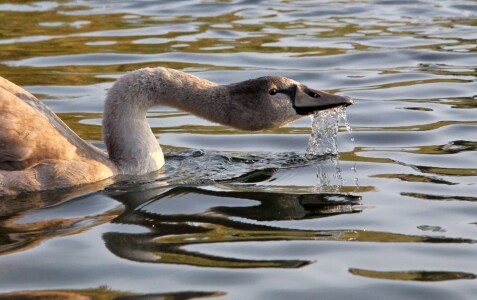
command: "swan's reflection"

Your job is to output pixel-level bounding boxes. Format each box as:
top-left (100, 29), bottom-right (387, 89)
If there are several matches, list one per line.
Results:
top-left (1, 179), bottom-right (473, 270)
top-left (1, 164), bottom-right (472, 269)
top-left (102, 175), bottom-right (473, 269)
top-left (173, 187), bottom-right (362, 221)
top-left (103, 184), bottom-right (362, 268)
top-left (0, 180), bottom-right (119, 256)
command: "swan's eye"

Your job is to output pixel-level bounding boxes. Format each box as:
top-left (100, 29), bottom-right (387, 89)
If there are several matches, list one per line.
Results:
top-left (269, 88), bottom-right (278, 95)
top-left (309, 92), bottom-right (320, 98)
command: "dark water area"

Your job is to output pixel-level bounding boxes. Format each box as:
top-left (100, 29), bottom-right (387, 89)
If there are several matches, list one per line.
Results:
top-left (0, 0), bottom-right (476, 299)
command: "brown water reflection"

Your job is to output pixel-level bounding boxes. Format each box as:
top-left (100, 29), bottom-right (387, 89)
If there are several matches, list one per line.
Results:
top-left (349, 269), bottom-right (477, 282)
top-left (0, 287), bottom-right (224, 300)
top-left (0, 183), bottom-right (120, 257)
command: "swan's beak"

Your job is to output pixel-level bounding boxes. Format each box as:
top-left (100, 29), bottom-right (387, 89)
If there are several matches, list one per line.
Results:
top-left (293, 85), bottom-right (353, 115)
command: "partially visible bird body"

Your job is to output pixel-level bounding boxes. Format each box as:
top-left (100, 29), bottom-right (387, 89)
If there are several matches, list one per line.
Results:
top-left (0, 77), bottom-right (114, 195)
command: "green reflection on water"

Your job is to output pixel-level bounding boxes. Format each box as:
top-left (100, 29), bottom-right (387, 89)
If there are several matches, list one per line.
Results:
top-left (349, 268), bottom-right (477, 282)
top-left (0, 286), bottom-right (225, 299)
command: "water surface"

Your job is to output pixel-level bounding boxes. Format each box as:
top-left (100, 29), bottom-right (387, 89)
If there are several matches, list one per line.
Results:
top-left (0, 0), bottom-right (476, 299)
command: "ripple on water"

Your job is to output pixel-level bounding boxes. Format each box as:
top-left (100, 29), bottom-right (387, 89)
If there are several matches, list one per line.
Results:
top-left (0, 0), bottom-right (476, 299)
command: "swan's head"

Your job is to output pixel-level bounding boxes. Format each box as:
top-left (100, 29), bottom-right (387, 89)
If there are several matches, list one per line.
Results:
top-left (225, 76), bottom-right (353, 131)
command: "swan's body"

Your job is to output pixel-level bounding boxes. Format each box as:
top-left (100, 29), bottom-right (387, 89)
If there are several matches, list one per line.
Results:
top-left (0, 67), bottom-right (352, 195)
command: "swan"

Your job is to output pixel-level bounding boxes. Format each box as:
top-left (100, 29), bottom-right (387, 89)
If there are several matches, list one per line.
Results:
top-left (0, 67), bottom-right (352, 195)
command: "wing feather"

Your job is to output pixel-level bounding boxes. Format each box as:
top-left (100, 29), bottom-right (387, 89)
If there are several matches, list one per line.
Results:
top-left (0, 76), bottom-right (106, 171)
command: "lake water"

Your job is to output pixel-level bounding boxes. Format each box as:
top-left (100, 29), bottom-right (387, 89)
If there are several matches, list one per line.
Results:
top-left (0, 0), bottom-right (476, 299)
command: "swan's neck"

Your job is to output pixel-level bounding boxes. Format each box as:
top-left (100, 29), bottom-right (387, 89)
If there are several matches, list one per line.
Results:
top-left (103, 67), bottom-right (227, 175)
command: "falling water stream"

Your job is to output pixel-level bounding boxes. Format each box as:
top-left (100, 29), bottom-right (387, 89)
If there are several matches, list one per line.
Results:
top-left (306, 106), bottom-right (355, 191)
top-left (306, 106), bottom-right (352, 158)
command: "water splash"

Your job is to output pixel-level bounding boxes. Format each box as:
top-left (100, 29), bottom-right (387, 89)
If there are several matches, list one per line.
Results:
top-left (163, 150), bottom-right (319, 186)
top-left (306, 106), bottom-right (351, 158)
top-left (305, 106), bottom-right (356, 192)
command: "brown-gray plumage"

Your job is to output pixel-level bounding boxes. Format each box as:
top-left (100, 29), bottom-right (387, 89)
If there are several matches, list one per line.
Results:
top-left (0, 67), bottom-right (352, 195)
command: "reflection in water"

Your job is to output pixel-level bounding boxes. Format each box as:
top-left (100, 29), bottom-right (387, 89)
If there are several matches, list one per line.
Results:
top-left (1, 179), bottom-right (474, 270)
top-left (0, 150), bottom-right (370, 267)
top-left (0, 185), bottom-right (121, 257)
top-left (349, 268), bottom-right (477, 282)
top-left (402, 192), bottom-right (477, 202)
top-left (0, 287), bottom-right (224, 300)
top-left (100, 185), bottom-right (473, 269)
top-left (104, 186), bottom-right (362, 268)
top-left (371, 173), bottom-right (457, 185)
top-left (202, 189), bottom-right (361, 221)
top-left (0, 178), bottom-right (113, 217)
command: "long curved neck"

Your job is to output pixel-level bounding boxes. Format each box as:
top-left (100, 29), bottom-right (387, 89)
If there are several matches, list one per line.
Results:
top-left (103, 67), bottom-right (228, 175)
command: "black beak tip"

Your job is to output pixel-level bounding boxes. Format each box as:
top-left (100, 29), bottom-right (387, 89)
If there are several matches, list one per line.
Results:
top-left (344, 96), bottom-right (354, 107)
top-left (293, 95), bottom-right (354, 116)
